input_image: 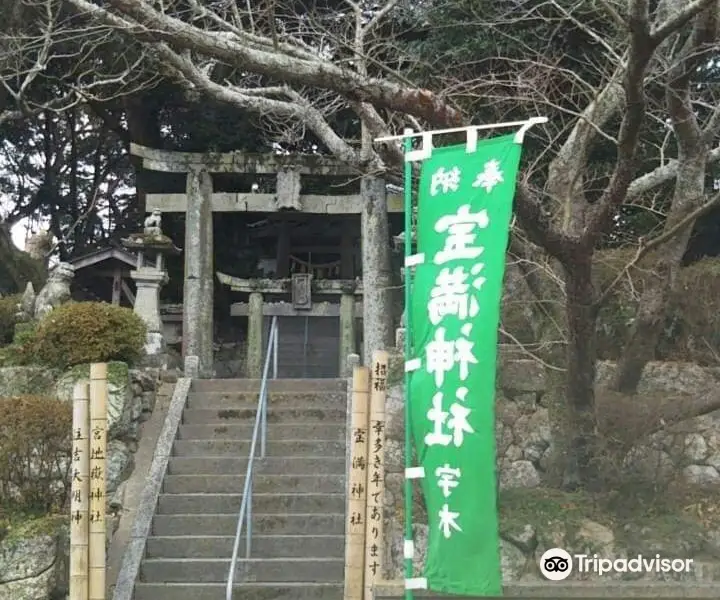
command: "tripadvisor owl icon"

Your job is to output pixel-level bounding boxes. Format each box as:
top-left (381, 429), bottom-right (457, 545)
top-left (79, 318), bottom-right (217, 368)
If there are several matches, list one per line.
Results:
top-left (539, 548), bottom-right (573, 581)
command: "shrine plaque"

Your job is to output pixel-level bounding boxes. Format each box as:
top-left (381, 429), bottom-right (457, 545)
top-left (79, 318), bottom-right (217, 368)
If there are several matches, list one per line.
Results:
top-left (292, 273), bottom-right (312, 309)
top-left (276, 169), bottom-right (302, 210)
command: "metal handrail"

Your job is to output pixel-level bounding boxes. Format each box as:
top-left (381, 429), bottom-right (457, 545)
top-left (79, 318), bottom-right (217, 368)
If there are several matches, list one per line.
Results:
top-left (226, 315), bottom-right (279, 600)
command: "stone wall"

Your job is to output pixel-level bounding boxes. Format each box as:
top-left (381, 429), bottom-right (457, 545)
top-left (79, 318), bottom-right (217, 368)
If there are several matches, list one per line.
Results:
top-left (0, 364), bottom-right (161, 600)
top-left (381, 359), bottom-right (720, 583)
top-left (496, 359), bottom-right (720, 488)
top-left (0, 516), bottom-right (69, 600)
top-left (56, 364), bottom-right (161, 498)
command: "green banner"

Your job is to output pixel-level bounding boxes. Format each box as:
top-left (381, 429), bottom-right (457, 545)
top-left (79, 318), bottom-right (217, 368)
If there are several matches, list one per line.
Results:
top-left (408, 133), bottom-right (523, 596)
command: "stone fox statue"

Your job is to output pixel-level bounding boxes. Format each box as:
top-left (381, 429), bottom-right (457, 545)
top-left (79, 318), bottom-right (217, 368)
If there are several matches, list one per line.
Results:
top-left (27, 262), bottom-right (75, 320)
top-left (144, 210), bottom-right (162, 235)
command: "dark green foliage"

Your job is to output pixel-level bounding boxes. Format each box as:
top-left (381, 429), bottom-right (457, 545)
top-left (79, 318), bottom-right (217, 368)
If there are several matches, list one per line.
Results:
top-left (0, 225), bottom-right (45, 295)
top-left (13, 321), bottom-right (37, 346)
top-left (31, 302), bottom-right (146, 369)
top-left (0, 294), bottom-right (20, 345)
top-left (0, 321), bottom-right (40, 367)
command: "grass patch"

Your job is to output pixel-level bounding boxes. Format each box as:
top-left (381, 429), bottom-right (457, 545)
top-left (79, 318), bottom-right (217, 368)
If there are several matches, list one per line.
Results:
top-left (498, 483), bottom-right (720, 555)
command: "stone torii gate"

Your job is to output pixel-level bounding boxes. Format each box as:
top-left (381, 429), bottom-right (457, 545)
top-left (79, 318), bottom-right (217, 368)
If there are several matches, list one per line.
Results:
top-left (131, 143), bottom-right (400, 378)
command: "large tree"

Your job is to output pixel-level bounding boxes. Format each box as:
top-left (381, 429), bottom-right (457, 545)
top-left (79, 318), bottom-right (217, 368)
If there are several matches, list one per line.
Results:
top-left (63, 0), bottom-right (720, 488)
top-left (0, 0), bottom-right (160, 289)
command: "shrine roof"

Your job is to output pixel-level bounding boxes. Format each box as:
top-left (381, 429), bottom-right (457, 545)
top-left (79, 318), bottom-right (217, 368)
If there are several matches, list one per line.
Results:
top-left (69, 246), bottom-right (138, 270)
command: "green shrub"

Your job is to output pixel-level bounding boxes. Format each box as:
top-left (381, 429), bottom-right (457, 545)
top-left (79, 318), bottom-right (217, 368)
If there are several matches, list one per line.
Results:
top-left (32, 302), bottom-right (146, 369)
top-left (0, 322), bottom-right (41, 366)
top-left (0, 345), bottom-right (31, 367)
top-left (0, 395), bottom-right (72, 512)
top-left (13, 321), bottom-right (37, 346)
top-left (0, 294), bottom-right (20, 345)
top-left (0, 322), bottom-right (40, 367)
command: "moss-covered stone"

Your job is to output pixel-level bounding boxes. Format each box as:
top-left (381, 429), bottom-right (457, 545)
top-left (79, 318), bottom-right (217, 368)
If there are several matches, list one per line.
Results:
top-left (56, 362), bottom-right (133, 439)
top-left (500, 487), bottom-right (609, 548)
top-left (386, 351), bottom-right (404, 387)
top-left (56, 361), bottom-right (128, 390)
top-left (0, 366), bottom-right (57, 397)
top-left (0, 514), bottom-right (67, 547)
top-left (0, 513), bottom-right (68, 600)
top-left (617, 514), bottom-right (706, 558)
top-left (121, 232), bottom-right (179, 251)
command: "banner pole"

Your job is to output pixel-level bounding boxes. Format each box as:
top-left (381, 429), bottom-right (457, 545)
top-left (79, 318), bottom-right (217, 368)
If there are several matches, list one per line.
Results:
top-left (402, 129), bottom-right (414, 600)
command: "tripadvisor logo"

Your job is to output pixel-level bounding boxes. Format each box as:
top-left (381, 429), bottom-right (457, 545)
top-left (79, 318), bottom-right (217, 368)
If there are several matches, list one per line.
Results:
top-left (539, 548), bottom-right (572, 581)
top-left (539, 548), bottom-right (694, 580)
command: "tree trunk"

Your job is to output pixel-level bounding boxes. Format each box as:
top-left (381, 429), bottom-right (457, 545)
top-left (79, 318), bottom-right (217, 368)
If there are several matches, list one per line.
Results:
top-left (361, 175), bottom-right (394, 364)
top-left (124, 96), bottom-right (163, 217)
top-left (562, 254), bottom-right (599, 490)
top-left (611, 155), bottom-right (707, 394)
top-left (609, 265), bottom-right (671, 394)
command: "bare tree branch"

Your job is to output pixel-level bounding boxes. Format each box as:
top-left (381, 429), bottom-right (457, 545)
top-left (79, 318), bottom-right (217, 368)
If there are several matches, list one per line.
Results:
top-left (545, 63), bottom-right (625, 234)
top-left (365, 0), bottom-right (401, 36)
top-left (610, 0), bottom-right (720, 393)
top-left (596, 191), bottom-right (720, 309)
top-left (651, 0), bottom-right (719, 43)
top-left (67, 0), bottom-right (465, 126)
top-left (513, 181), bottom-right (576, 261)
top-left (583, 0), bottom-right (656, 246)
top-left (152, 42), bottom-right (360, 165)
top-left (627, 144), bottom-right (720, 199)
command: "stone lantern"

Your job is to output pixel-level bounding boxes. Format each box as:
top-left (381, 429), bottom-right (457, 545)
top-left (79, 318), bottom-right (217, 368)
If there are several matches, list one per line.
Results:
top-left (121, 212), bottom-right (181, 363)
top-left (392, 229), bottom-right (416, 351)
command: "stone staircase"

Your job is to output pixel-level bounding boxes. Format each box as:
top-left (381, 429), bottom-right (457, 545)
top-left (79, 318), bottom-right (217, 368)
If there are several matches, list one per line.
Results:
top-left (132, 378), bottom-right (348, 600)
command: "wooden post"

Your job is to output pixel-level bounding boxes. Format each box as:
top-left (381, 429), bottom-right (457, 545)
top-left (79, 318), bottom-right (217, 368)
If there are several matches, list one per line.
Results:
top-left (70, 382), bottom-right (90, 600)
top-left (344, 366), bottom-right (371, 600)
top-left (111, 269), bottom-right (121, 305)
top-left (364, 350), bottom-right (388, 600)
top-left (89, 363), bottom-right (108, 600)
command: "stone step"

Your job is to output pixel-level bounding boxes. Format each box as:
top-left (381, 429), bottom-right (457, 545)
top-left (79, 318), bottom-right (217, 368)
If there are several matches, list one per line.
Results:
top-left (172, 439), bottom-right (345, 457)
top-left (177, 423), bottom-right (346, 441)
top-left (190, 379), bottom-right (346, 393)
top-left (181, 407), bottom-right (346, 424)
top-left (167, 456), bottom-right (347, 475)
top-left (185, 391), bottom-right (346, 409)
top-left (140, 557), bottom-right (344, 583)
top-left (145, 534), bottom-right (345, 559)
top-left (152, 513), bottom-right (345, 536)
top-left (133, 582), bottom-right (343, 600)
top-left (375, 582), bottom-right (720, 598)
top-left (156, 493), bottom-right (345, 514)
top-left (163, 474), bottom-right (346, 494)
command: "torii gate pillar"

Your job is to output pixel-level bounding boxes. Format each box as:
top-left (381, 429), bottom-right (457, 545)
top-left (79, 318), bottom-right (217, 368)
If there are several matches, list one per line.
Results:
top-left (183, 169), bottom-right (214, 377)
